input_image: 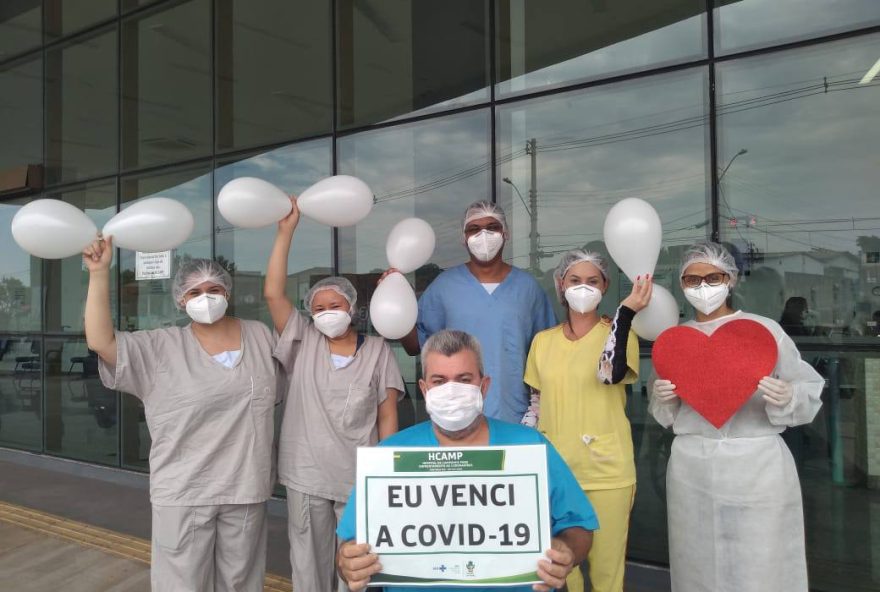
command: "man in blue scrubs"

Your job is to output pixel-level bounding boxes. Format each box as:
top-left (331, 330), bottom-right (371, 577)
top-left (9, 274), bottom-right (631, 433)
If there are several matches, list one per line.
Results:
top-left (337, 330), bottom-right (596, 592)
top-left (399, 201), bottom-right (557, 424)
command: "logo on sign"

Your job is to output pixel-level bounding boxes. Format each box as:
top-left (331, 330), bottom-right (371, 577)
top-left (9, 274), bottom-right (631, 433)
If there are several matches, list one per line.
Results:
top-left (465, 560), bottom-right (476, 577)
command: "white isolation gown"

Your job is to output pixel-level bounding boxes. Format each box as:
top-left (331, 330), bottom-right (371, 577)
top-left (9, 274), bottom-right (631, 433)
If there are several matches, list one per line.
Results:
top-left (649, 310), bottom-right (824, 592)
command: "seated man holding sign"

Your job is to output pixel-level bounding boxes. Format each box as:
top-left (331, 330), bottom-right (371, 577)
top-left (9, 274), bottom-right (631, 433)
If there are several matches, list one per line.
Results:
top-left (336, 330), bottom-right (597, 591)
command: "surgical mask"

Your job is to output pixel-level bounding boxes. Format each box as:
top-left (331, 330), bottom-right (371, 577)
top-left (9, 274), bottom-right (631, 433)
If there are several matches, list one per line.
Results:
top-left (467, 230), bottom-right (504, 262)
top-left (684, 283), bottom-right (729, 315)
top-left (564, 284), bottom-right (602, 314)
top-left (312, 310), bottom-right (351, 338)
top-left (185, 293), bottom-right (228, 324)
top-left (425, 381), bottom-right (484, 432)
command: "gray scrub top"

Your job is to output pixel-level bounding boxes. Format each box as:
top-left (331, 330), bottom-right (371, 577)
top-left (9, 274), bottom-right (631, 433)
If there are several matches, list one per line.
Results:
top-left (275, 312), bottom-right (404, 502)
top-left (98, 319), bottom-right (278, 506)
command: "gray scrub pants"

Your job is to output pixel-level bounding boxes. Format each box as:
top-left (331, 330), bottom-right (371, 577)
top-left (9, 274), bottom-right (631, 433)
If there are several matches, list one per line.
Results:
top-left (286, 488), bottom-right (350, 592)
top-left (151, 502), bottom-right (267, 592)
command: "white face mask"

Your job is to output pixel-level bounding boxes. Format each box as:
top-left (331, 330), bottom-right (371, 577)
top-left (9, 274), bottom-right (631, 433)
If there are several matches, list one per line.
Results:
top-left (466, 230), bottom-right (504, 262)
top-left (684, 283), bottom-right (729, 316)
top-left (185, 293), bottom-right (228, 324)
top-left (312, 310), bottom-right (352, 338)
top-left (425, 381), bottom-right (484, 432)
top-left (564, 284), bottom-right (602, 314)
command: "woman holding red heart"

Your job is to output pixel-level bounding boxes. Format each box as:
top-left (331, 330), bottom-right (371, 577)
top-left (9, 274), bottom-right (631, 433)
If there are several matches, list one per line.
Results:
top-left (650, 241), bottom-right (824, 592)
top-left (523, 249), bottom-right (652, 592)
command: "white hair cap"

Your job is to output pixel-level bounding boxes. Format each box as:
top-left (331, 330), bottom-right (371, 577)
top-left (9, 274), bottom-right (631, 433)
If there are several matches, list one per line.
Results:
top-left (679, 242), bottom-right (739, 287)
top-left (462, 200), bottom-right (508, 235)
top-left (305, 276), bottom-right (357, 313)
top-left (172, 259), bottom-right (233, 310)
top-left (553, 249), bottom-right (608, 304)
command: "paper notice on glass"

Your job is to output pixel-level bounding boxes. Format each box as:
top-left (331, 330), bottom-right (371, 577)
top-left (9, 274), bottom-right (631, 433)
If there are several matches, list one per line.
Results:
top-left (135, 251), bottom-right (171, 280)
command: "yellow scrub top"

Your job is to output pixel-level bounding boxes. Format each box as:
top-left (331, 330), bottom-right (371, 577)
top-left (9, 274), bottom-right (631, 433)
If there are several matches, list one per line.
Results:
top-left (524, 322), bottom-right (639, 490)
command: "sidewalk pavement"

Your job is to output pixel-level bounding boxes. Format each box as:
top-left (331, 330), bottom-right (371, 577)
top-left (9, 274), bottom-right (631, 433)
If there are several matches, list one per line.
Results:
top-left (0, 450), bottom-right (670, 591)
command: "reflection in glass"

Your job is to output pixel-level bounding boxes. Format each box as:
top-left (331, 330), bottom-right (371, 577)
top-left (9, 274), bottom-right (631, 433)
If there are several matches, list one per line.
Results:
top-left (0, 56), bottom-right (42, 174)
top-left (45, 337), bottom-right (118, 465)
top-left (121, 0), bottom-right (212, 170)
top-left (121, 395), bottom-right (148, 470)
top-left (338, 110), bottom-right (491, 424)
top-left (497, 70), bottom-right (708, 564)
top-left (0, 1), bottom-right (41, 59)
top-left (714, 0), bottom-right (880, 54)
top-left (214, 139), bottom-right (333, 325)
top-left (496, 67), bottom-right (708, 323)
top-left (216, 0), bottom-right (332, 151)
top-left (0, 335), bottom-right (42, 451)
top-left (336, 0), bottom-right (489, 128)
top-left (44, 0), bottom-right (116, 40)
top-left (119, 163), bottom-right (213, 332)
top-left (717, 35), bottom-right (880, 339)
top-left (496, 0), bottom-right (706, 97)
top-left (44, 182), bottom-right (117, 333)
top-left (46, 27), bottom-right (118, 185)
top-left (0, 198), bottom-right (42, 332)
top-left (717, 36), bottom-right (880, 592)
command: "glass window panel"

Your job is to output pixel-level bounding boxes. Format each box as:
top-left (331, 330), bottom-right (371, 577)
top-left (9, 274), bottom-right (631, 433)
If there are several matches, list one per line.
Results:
top-left (337, 0), bottom-right (490, 128)
top-left (496, 67), bottom-right (708, 322)
top-left (216, 0), bottom-right (332, 151)
top-left (717, 36), bottom-right (880, 591)
top-left (0, 334), bottom-right (42, 451)
top-left (45, 336), bottom-right (118, 465)
top-left (497, 71), bottom-right (709, 565)
top-left (118, 163), bottom-right (212, 332)
top-left (0, 197), bottom-right (42, 332)
top-left (337, 110), bottom-right (491, 425)
top-left (496, 0), bottom-right (706, 97)
top-left (45, 27), bottom-right (118, 185)
top-left (121, 0), bottom-right (212, 170)
top-left (0, 56), bottom-right (42, 175)
top-left (44, 0), bottom-right (116, 40)
top-left (214, 140), bottom-right (333, 324)
top-left (0, 1), bottom-right (41, 59)
top-left (121, 394), bottom-right (148, 470)
top-left (44, 181), bottom-right (117, 333)
top-left (714, 0), bottom-right (880, 55)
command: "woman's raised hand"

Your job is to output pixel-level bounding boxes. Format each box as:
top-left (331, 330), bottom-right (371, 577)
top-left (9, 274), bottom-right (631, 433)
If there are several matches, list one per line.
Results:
top-left (278, 196), bottom-right (301, 233)
top-left (621, 274), bottom-right (653, 312)
top-left (82, 236), bottom-right (114, 273)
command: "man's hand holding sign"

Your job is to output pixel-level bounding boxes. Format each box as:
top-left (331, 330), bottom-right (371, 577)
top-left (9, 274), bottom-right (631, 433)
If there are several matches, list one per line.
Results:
top-left (336, 330), bottom-right (596, 590)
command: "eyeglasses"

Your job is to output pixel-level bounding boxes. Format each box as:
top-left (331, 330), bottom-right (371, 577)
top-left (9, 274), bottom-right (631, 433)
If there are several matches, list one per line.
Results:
top-left (681, 272), bottom-right (728, 288)
top-left (464, 222), bottom-right (504, 236)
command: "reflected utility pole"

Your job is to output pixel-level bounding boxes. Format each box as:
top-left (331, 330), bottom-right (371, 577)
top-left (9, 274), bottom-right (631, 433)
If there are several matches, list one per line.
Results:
top-left (527, 138), bottom-right (538, 276)
top-left (503, 138), bottom-right (541, 276)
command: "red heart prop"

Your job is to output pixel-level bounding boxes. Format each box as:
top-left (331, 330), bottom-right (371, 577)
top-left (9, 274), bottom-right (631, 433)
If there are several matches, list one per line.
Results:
top-left (652, 319), bottom-right (778, 428)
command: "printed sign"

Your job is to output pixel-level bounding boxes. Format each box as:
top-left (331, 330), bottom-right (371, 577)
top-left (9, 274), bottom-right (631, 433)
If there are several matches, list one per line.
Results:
top-left (356, 445), bottom-right (550, 587)
top-left (135, 251), bottom-right (171, 280)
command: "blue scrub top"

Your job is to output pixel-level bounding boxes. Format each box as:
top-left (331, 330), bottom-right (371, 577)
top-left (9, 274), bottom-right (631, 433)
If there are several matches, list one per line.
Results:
top-left (416, 264), bottom-right (557, 424)
top-left (337, 418), bottom-right (598, 592)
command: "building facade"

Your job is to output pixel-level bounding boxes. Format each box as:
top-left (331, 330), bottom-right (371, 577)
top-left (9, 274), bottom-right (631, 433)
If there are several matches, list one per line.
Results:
top-left (0, 1), bottom-right (878, 589)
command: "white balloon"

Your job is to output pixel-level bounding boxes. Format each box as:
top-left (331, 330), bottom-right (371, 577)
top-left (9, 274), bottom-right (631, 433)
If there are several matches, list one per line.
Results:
top-left (11, 199), bottom-right (98, 259)
top-left (632, 284), bottom-right (680, 341)
top-left (385, 218), bottom-right (436, 274)
top-left (297, 175), bottom-right (373, 227)
top-left (217, 177), bottom-right (292, 229)
top-left (370, 272), bottom-right (418, 340)
top-left (102, 197), bottom-right (194, 252)
top-left (603, 197), bottom-right (662, 282)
